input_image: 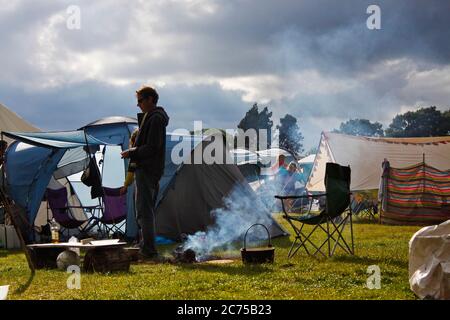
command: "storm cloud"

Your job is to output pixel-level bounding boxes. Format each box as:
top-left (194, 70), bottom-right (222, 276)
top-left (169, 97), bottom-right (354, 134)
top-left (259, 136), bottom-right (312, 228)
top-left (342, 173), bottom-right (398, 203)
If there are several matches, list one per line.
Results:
top-left (1, 0), bottom-right (449, 149)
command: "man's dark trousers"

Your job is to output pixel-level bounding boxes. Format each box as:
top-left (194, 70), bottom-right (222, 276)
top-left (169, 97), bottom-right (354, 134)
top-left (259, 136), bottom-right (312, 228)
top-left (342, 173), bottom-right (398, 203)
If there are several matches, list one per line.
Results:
top-left (135, 168), bottom-right (158, 256)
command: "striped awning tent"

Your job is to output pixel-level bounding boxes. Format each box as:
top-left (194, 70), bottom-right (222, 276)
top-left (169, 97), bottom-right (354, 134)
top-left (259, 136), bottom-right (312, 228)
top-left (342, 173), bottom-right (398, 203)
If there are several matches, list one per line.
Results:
top-left (307, 132), bottom-right (450, 192)
top-left (380, 160), bottom-right (450, 225)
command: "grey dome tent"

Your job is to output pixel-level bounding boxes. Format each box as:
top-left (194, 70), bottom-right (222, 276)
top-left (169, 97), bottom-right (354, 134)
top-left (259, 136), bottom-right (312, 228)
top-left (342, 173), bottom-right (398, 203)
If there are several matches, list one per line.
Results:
top-left (155, 133), bottom-right (288, 240)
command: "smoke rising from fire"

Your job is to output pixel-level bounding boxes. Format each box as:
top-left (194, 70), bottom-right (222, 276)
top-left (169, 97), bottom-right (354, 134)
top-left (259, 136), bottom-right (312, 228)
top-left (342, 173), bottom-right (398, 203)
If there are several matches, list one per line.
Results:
top-left (182, 179), bottom-right (285, 261)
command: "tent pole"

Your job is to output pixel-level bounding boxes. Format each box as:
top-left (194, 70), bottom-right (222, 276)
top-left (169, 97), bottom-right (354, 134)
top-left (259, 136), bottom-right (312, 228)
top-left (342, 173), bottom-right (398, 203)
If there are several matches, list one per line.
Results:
top-left (422, 154), bottom-right (426, 195)
top-left (1, 132), bottom-right (5, 194)
top-left (0, 188), bottom-right (35, 273)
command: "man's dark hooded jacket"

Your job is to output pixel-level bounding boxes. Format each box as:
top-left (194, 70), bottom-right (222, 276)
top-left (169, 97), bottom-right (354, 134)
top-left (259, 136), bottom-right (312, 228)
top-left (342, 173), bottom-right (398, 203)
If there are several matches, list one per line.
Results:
top-left (129, 106), bottom-right (169, 185)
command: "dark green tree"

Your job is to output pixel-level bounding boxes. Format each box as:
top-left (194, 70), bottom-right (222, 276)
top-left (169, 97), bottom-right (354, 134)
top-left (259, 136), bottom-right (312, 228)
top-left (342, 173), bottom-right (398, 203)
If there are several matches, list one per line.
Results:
top-left (385, 106), bottom-right (450, 137)
top-left (277, 114), bottom-right (304, 155)
top-left (334, 118), bottom-right (384, 137)
top-left (443, 109), bottom-right (450, 135)
top-left (237, 103), bottom-right (273, 150)
top-left (257, 106), bottom-right (273, 148)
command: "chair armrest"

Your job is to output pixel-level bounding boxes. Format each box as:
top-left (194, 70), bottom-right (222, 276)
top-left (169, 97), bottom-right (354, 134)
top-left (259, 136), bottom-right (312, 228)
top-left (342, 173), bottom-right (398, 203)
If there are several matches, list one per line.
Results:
top-left (64, 205), bottom-right (101, 221)
top-left (65, 205), bottom-right (101, 209)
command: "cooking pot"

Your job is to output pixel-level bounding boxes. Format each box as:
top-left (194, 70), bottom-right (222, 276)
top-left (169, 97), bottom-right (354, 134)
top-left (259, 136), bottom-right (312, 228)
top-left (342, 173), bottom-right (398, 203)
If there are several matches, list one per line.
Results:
top-left (241, 224), bottom-right (275, 264)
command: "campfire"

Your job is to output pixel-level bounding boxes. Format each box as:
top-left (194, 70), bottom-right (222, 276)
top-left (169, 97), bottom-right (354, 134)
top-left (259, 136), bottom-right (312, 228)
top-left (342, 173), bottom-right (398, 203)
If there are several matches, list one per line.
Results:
top-left (172, 246), bottom-right (197, 263)
top-left (171, 245), bottom-right (234, 264)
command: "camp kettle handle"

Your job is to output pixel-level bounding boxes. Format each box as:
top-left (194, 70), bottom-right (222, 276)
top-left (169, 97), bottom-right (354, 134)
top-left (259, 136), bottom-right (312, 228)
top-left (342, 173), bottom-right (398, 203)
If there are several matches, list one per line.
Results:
top-left (243, 224), bottom-right (272, 250)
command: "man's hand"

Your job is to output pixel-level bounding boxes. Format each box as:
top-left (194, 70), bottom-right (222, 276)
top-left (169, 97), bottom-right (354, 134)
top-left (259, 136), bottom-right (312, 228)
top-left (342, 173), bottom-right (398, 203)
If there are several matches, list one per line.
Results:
top-left (121, 150), bottom-right (130, 159)
top-left (119, 186), bottom-right (128, 195)
top-left (121, 147), bottom-right (136, 159)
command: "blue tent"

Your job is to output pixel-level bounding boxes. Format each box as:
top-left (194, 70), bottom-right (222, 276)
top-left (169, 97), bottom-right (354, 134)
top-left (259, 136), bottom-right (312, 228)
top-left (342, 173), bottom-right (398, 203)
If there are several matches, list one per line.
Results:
top-left (2, 120), bottom-right (200, 238)
top-left (2, 119), bottom-right (206, 238)
top-left (2, 130), bottom-right (110, 226)
top-left (80, 118), bottom-right (205, 239)
top-left (82, 118), bottom-right (206, 238)
top-left (80, 116), bottom-right (139, 237)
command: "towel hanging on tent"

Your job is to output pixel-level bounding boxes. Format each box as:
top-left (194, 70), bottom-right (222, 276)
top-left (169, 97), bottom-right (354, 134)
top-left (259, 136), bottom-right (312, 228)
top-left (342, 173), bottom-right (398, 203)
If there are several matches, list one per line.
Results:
top-left (81, 157), bottom-right (103, 199)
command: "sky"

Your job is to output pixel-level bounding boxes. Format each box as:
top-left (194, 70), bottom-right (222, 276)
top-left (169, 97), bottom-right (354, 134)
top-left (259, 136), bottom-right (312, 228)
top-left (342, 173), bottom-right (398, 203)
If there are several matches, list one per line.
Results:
top-left (1, 0), bottom-right (450, 151)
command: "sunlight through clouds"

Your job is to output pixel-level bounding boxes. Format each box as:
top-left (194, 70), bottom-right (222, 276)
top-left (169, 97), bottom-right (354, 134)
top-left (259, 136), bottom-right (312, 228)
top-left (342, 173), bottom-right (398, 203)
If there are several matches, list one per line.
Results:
top-left (1, 0), bottom-right (449, 149)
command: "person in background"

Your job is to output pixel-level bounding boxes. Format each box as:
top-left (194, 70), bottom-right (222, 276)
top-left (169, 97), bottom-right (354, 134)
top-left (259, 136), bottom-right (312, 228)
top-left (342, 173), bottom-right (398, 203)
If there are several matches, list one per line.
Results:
top-left (120, 129), bottom-right (139, 195)
top-left (277, 154), bottom-right (287, 171)
top-left (274, 154), bottom-right (289, 183)
top-left (281, 161), bottom-right (306, 211)
top-left (297, 164), bottom-right (308, 186)
top-left (283, 162), bottom-right (302, 194)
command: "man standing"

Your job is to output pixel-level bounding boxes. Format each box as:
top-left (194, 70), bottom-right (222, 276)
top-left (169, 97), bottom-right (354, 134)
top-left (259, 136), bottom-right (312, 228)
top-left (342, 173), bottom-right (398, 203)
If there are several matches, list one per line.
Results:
top-left (121, 86), bottom-right (169, 260)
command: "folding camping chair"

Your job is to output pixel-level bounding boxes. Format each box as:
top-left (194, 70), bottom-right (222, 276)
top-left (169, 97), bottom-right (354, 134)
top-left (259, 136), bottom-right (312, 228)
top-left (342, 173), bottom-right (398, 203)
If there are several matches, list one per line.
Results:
top-left (95, 187), bottom-right (127, 238)
top-left (275, 162), bottom-right (354, 258)
top-left (46, 187), bottom-right (99, 238)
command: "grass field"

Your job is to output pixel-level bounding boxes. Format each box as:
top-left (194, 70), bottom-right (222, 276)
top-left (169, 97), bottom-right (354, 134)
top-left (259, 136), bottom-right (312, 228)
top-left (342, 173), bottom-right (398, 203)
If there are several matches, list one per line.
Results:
top-left (0, 215), bottom-right (422, 300)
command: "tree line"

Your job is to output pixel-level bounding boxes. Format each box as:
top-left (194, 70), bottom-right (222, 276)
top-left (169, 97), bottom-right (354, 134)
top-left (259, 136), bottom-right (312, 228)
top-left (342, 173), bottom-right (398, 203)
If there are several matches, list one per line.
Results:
top-left (235, 105), bottom-right (450, 156)
top-left (335, 106), bottom-right (450, 138)
top-left (236, 103), bottom-right (304, 156)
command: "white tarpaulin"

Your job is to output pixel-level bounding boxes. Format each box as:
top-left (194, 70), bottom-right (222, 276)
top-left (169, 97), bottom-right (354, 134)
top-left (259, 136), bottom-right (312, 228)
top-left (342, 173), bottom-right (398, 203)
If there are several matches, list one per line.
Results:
top-left (298, 154), bottom-right (315, 164)
top-left (409, 220), bottom-right (450, 300)
top-left (307, 132), bottom-right (450, 192)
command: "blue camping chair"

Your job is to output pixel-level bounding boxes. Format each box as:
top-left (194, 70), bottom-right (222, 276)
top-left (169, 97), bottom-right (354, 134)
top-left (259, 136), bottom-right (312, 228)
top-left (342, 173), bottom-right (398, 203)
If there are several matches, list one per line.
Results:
top-left (46, 187), bottom-right (100, 238)
top-left (95, 187), bottom-right (128, 238)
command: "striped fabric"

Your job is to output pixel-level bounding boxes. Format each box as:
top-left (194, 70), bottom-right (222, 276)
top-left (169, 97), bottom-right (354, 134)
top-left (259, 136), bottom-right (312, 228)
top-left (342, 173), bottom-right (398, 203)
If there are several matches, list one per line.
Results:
top-left (381, 162), bottom-right (450, 225)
